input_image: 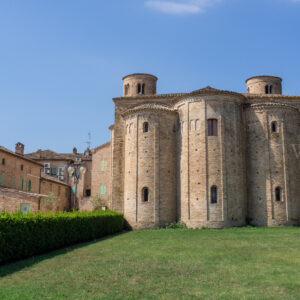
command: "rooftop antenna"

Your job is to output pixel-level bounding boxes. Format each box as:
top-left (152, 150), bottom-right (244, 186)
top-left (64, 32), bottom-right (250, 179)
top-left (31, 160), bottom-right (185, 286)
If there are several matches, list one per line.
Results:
top-left (85, 132), bottom-right (91, 149)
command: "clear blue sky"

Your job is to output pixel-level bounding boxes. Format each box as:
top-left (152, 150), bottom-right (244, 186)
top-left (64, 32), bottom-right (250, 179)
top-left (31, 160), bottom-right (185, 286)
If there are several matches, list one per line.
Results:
top-left (1, 0), bottom-right (300, 153)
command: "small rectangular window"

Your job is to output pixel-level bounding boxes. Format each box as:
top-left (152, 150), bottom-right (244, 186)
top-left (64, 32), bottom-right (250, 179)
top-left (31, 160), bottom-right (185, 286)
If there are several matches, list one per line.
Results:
top-left (1, 158), bottom-right (5, 165)
top-left (208, 119), bottom-right (218, 136)
top-left (85, 189), bottom-right (91, 197)
top-left (211, 186), bottom-right (218, 204)
top-left (271, 122), bottom-right (277, 133)
top-left (275, 187), bottom-right (281, 202)
top-left (58, 186), bottom-right (61, 196)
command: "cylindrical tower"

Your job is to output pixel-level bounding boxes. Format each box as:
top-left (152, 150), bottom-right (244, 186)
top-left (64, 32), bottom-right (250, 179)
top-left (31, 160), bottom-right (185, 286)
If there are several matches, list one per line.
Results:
top-left (245, 103), bottom-right (300, 226)
top-left (174, 90), bottom-right (247, 228)
top-left (122, 73), bottom-right (158, 97)
top-left (246, 75), bottom-right (282, 95)
top-left (122, 104), bottom-right (177, 229)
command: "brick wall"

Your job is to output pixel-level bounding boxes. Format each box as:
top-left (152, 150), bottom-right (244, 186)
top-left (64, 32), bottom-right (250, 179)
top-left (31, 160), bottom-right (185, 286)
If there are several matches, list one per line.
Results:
top-left (0, 149), bottom-right (41, 194)
top-left (90, 142), bottom-right (111, 208)
top-left (40, 177), bottom-right (70, 212)
top-left (0, 187), bottom-right (40, 212)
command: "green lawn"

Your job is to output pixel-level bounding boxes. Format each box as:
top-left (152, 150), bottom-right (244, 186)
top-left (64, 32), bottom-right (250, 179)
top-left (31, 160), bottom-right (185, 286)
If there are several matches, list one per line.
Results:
top-left (0, 227), bottom-right (299, 300)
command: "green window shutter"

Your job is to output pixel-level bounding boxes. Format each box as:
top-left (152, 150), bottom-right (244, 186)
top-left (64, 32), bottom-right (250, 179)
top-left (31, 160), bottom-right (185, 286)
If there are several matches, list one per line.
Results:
top-left (100, 184), bottom-right (106, 195)
top-left (0, 174), bottom-right (5, 186)
top-left (100, 160), bottom-right (107, 172)
top-left (19, 178), bottom-right (24, 190)
top-left (26, 180), bottom-right (29, 192)
top-left (28, 180), bottom-right (32, 192)
top-left (11, 177), bottom-right (15, 188)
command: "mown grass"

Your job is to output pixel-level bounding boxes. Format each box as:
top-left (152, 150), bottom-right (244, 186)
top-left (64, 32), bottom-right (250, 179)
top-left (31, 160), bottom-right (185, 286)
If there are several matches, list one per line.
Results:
top-left (0, 227), bottom-right (299, 300)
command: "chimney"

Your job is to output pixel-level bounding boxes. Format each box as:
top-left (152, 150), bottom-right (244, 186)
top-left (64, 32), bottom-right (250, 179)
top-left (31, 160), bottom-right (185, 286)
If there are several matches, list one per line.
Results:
top-left (15, 142), bottom-right (25, 155)
top-left (73, 147), bottom-right (77, 154)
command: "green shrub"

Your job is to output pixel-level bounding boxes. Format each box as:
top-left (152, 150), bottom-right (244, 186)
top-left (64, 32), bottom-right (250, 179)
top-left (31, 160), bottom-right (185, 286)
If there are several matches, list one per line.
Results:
top-left (0, 210), bottom-right (123, 264)
top-left (164, 221), bottom-right (187, 229)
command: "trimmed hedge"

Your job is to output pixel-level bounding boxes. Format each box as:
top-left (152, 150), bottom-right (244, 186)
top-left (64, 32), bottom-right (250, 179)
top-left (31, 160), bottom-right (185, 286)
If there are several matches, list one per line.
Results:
top-left (0, 210), bottom-right (124, 264)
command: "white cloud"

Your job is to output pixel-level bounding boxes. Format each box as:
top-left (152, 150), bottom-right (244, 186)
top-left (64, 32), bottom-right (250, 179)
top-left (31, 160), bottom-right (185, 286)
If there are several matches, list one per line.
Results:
top-left (145, 0), bottom-right (300, 15)
top-left (145, 0), bottom-right (220, 15)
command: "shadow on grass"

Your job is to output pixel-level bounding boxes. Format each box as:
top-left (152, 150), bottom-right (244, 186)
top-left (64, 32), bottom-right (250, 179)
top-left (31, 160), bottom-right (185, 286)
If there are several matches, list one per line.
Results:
top-left (0, 231), bottom-right (128, 278)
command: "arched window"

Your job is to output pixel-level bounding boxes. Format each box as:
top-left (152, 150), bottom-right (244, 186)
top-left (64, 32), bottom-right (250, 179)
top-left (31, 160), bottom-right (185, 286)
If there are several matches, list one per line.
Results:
top-left (143, 122), bottom-right (149, 133)
top-left (211, 186), bottom-right (217, 204)
top-left (125, 84), bottom-right (129, 96)
top-left (142, 187), bottom-right (149, 202)
top-left (137, 83), bottom-right (142, 94)
top-left (137, 83), bottom-right (145, 95)
top-left (207, 119), bottom-right (218, 136)
top-left (271, 121), bottom-right (277, 133)
top-left (265, 85), bottom-right (269, 94)
top-left (275, 187), bottom-right (281, 202)
top-left (265, 85), bottom-right (273, 94)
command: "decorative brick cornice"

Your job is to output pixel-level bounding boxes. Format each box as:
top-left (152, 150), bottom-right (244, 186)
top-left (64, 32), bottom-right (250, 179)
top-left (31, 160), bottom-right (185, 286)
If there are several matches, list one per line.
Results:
top-left (245, 102), bottom-right (300, 113)
top-left (172, 86), bottom-right (246, 106)
top-left (121, 103), bottom-right (177, 118)
top-left (113, 92), bottom-right (186, 102)
top-left (122, 73), bottom-right (158, 81)
top-left (244, 94), bottom-right (300, 100)
top-left (245, 75), bottom-right (282, 83)
top-left (0, 186), bottom-right (45, 198)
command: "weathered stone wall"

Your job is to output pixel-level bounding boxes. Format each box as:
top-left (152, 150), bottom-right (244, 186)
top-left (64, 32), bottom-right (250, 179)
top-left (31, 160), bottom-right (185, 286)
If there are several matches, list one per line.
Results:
top-left (245, 103), bottom-right (300, 226)
top-left (176, 94), bottom-right (246, 228)
top-left (110, 74), bottom-right (300, 229)
top-left (123, 108), bottom-right (177, 229)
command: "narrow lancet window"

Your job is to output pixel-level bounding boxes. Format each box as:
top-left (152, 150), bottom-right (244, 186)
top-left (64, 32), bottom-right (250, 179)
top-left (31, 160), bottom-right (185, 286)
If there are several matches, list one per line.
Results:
top-left (125, 84), bottom-right (129, 96)
top-left (143, 122), bottom-right (149, 133)
top-left (211, 186), bottom-right (218, 204)
top-left (265, 85), bottom-right (269, 94)
top-left (271, 121), bottom-right (277, 133)
top-left (275, 187), bottom-right (281, 202)
top-left (142, 187), bottom-right (149, 202)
